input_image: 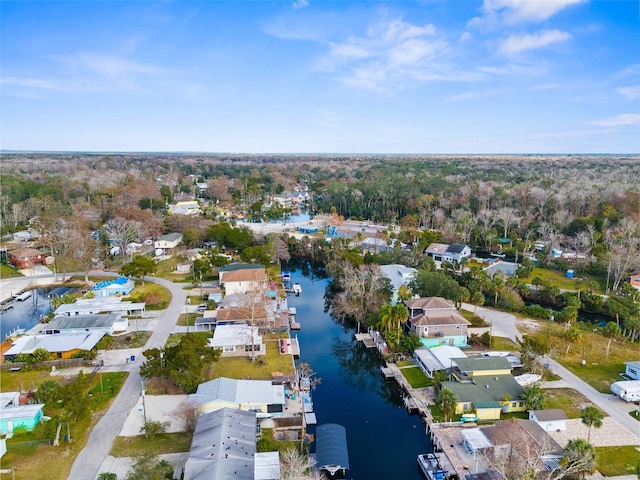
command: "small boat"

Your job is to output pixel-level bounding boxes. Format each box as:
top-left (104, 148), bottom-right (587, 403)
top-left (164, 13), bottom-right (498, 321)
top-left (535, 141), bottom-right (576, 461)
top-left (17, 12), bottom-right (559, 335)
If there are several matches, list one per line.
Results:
top-left (417, 453), bottom-right (447, 480)
top-left (292, 283), bottom-right (302, 296)
top-left (0, 303), bottom-right (14, 312)
top-left (13, 291), bottom-right (32, 301)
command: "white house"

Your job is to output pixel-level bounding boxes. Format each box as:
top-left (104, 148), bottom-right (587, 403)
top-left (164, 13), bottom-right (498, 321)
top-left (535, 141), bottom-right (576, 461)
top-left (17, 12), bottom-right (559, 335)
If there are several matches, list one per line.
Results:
top-left (169, 201), bottom-right (201, 216)
top-left (219, 264), bottom-right (267, 296)
top-left (208, 324), bottom-right (264, 357)
top-left (443, 243), bottom-right (472, 263)
top-left (529, 409), bottom-right (567, 432)
top-left (154, 232), bottom-right (183, 255)
top-left (188, 378), bottom-right (285, 416)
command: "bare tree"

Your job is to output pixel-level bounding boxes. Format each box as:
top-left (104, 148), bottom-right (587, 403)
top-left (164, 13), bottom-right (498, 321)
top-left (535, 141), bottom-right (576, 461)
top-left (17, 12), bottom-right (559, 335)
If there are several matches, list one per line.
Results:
top-left (104, 217), bottom-right (143, 258)
top-left (173, 400), bottom-right (198, 434)
top-left (495, 207), bottom-right (520, 239)
top-left (280, 447), bottom-right (322, 480)
top-left (271, 235), bottom-right (291, 264)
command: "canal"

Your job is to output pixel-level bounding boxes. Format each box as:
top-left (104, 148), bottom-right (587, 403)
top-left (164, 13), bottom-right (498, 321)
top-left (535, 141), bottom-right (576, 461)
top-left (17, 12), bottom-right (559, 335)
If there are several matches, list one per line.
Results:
top-left (0, 288), bottom-right (53, 340)
top-left (286, 264), bottom-right (432, 479)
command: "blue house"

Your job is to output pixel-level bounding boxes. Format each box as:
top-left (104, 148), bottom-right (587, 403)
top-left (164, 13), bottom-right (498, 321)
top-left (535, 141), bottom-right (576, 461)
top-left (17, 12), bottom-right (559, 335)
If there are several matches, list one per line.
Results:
top-left (0, 392), bottom-right (45, 434)
top-left (404, 297), bottom-right (471, 348)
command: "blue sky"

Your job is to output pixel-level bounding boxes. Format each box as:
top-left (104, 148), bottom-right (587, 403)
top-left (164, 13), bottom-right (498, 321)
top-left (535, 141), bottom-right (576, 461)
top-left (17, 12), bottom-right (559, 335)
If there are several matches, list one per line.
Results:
top-left (1, 0), bottom-right (638, 153)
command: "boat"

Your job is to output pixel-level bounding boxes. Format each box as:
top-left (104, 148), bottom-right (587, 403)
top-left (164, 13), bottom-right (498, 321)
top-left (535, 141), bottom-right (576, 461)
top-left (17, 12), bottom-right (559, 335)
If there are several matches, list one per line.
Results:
top-left (0, 302), bottom-right (14, 312)
top-left (417, 453), bottom-right (447, 480)
top-left (292, 283), bottom-right (302, 296)
top-left (13, 291), bottom-right (32, 301)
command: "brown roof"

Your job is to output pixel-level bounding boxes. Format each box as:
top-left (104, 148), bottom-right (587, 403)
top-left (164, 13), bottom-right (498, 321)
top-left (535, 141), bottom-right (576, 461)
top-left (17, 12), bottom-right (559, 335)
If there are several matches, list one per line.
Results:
top-left (216, 306), bottom-right (268, 322)
top-left (220, 268), bottom-right (267, 283)
top-left (405, 297), bottom-right (455, 310)
top-left (7, 247), bottom-right (45, 258)
top-left (481, 419), bottom-right (563, 455)
top-left (409, 309), bottom-right (471, 327)
top-left (531, 409), bottom-right (567, 421)
top-left (425, 243), bottom-right (449, 254)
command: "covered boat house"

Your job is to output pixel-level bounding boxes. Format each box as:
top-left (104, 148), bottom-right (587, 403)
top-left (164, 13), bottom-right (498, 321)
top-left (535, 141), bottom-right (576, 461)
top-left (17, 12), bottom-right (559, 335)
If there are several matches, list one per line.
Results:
top-left (315, 423), bottom-right (350, 477)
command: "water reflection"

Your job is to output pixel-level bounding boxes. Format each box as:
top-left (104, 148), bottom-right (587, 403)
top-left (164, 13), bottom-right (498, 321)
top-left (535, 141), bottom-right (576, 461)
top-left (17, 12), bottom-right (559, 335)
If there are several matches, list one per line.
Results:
top-left (287, 263), bottom-right (431, 479)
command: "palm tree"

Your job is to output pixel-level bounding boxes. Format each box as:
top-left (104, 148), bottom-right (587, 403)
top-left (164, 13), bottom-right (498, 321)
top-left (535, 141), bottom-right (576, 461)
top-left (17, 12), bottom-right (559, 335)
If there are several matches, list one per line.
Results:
top-left (435, 387), bottom-right (457, 422)
top-left (562, 438), bottom-right (597, 480)
top-left (581, 405), bottom-right (605, 443)
top-left (520, 383), bottom-right (545, 410)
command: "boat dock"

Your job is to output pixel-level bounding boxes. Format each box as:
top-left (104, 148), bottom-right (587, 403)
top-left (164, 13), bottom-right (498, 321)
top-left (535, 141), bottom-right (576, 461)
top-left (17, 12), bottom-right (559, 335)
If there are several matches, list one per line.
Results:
top-left (279, 337), bottom-right (300, 357)
top-left (288, 307), bottom-right (301, 330)
top-left (355, 329), bottom-right (388, 354)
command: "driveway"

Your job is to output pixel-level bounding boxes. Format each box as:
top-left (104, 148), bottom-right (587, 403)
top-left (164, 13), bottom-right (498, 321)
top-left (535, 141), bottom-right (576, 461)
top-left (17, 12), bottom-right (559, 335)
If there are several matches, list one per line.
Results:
top-left (67, 275), bottom-right (187, 480)
top-left (460, 302), bottom-right (523, 342)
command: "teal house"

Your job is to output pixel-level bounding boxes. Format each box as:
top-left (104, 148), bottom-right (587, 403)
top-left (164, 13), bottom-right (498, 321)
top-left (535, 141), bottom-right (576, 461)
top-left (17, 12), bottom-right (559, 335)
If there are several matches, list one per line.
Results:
top-left (0, 392), bottom-right (45, 434)
top-left (404, 297), bottom-right (471, 348)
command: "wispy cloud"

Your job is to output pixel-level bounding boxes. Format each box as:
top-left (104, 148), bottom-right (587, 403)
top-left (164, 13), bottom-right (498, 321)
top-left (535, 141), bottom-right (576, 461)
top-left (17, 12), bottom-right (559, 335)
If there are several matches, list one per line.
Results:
top-left (292, 0), bottom-right (309, 10)
top-left (618, 85), bottom-right (640, 100)
top-left (471, 0), bottom-right (586, 26)
top-left (57, 52), bottom-right (168, 77)
top-left (445, 89), bottom-right (497, 102)
top-left (592, 113), bottom-right (640, 127)
top-left (498, 29), bottom-right (571, 54)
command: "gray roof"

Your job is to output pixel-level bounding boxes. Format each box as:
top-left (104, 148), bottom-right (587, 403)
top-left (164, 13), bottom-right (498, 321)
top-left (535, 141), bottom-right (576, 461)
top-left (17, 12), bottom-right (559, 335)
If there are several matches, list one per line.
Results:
top-left (45, 314), bottom-right (120, 331)
top-left (447, 243), bottom-right (468, 254)
top-left (184, 408), bottom-right (257, 480)
top-left (4, 331), bottom-right (105, 356)
top-left (189, 377), bottom-right (285, 408)
top-left (453, 356), bottom-right (512, 373)
top-left (442, 375), bottom-right (524, 407)
top-left (219, 263), bottom-right (265, 272)
top-left (158, 232), bottom-right (183, 242)
top-left (531, 409), bottom-right (567, 421)
top-left (0, 403), bottom-right (45, 421)
top-left (316, 423), bottom-right (350, 473)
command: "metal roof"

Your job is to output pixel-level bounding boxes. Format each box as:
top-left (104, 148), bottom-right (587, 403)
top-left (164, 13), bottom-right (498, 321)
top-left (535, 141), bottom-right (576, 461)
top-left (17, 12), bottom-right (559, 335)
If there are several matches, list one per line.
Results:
top-left (316, 423), bottom-right (350, 474)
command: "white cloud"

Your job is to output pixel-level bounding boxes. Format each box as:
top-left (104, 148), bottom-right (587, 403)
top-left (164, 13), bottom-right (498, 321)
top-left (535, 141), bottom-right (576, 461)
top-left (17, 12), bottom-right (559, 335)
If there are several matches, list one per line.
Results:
top-left (445, 89), bottom-right (496, 102)
top-left (592, 113), bottom-right (640, 127)
top-left (618, 85), bottom-right (640, 100)
top-left (498, 29), bottom-right (571, 54)
top-left (292, 0), bottom-right (309, 10)
top-left (473, 0), bottom-right (586, 25)
top-left (57, 52), bottom-right (167, 77)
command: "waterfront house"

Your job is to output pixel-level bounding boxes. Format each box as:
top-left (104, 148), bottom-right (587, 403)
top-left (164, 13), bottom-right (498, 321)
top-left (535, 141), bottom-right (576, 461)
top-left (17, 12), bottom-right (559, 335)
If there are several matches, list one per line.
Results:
top-left (219, 264), bottom-right (267, 296)
top-left (0, 392), bottom-right (45, 435)
top-left (183, 407), bottom-right (280, 480)
top-left (380, 264), bottom-right (417, 304)
top-left (154, 232), bottom-right (183, 256)
top-left (7, 247), bottom-right (46, 269)
top-left (188, 377), bottom-right (285, 416)
top-left (3, 331), bottom-right (105, 361)
top-left (450, 356), bottom-right (513, 382)
top-left (529, 409), bottom-right (567, 432)
top-left (53, 297), bottom-right (145, 317)
top-left (208, 324), bottom-right (265, 357)
top-left (413, 345), bottom-right (467, 377)
top-left (92, 276), bottom-right (135, 297)
top-left (42, 313), bottom-right (127, 335)
top-left (624, 360), bottom-right (640, 380)
top-left (403, 297), bottom-right (470, 347)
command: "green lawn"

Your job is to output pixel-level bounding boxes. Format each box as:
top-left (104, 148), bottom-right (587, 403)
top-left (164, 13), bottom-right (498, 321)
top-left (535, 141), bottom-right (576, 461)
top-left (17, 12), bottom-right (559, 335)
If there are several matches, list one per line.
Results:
top-left (541, 388), bottom-right (594, 418)
top-left (110, 432), bottom-right (193, 457)
top-left (124, 281), bottom-right (172, 310)
top-left (524, 267), bottom-right (605, 293)
top-left (0, 263), bottom-right (23, 278)
top-left (459, 309), bottom-right (488, 327)
top-left (399, 365), bottom-right (433, 388)
top-left (595, 446), bottom-right (640, 477)
top-left (489, 336), bottom-right (520, 351)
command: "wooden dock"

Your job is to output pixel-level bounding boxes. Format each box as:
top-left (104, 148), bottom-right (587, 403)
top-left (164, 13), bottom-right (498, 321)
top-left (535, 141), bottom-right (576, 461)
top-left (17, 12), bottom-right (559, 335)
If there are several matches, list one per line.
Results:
top-left (354, 333), bottom-right (376, 348)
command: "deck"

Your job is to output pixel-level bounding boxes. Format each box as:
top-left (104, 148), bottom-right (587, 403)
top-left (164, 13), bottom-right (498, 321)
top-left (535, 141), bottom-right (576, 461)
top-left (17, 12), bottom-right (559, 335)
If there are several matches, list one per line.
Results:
top-left (279, 337), bottom-right (300, 357)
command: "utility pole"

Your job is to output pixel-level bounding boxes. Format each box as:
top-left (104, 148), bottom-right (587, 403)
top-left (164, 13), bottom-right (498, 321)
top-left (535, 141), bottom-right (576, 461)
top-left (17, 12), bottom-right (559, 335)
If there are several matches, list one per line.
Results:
top-left (141, 380), bottom-right (148, 438)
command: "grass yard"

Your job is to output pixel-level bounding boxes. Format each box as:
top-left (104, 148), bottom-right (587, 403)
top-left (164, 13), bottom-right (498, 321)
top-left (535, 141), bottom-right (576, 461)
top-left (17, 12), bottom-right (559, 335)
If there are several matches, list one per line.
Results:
top-left (124, 281), bottom-right (172, 310)
top-left (630, 409), bottom-right (640, 422)
top-left (489, 336), bottom-right (520, 351)
top-left (524, 267), bottom-right (587, 292)
top-left (177, 312), bottom-right (200, 327)
top-left (0, 263), bottom-right (23, 278)
top-left (541, 388), bottom-right (594, 418)
top-left (165, 331), bottom-right (211, 348)
top-left (0, 372), bottom-right (127, 480)
top-left (209, 334), bottom-right (296, 380)
top-left (110, 432), bottom-right (193, 457)
top-left (0, 366), bottom-right (55, 392)
top-left (459, 309), bottom-right (488, 327)
top-left (399, 365), bottom-right (433, 389)
top-left (595, 445), bottom-right (640, 477)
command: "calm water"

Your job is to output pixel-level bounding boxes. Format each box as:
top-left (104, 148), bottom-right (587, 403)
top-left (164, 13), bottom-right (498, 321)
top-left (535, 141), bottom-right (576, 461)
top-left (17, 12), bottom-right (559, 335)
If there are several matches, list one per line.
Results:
top-left (287, 266), bottom-right (432, 480)
top-left (0, 288), bottom-right (53, 340)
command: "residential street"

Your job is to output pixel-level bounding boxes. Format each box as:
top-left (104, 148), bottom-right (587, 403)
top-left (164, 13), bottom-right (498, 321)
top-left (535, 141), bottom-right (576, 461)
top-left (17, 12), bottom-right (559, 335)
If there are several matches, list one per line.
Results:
top-left (462, 303), bottom-right (640, 442)
top-left (67, 275), bottom-right (186, 480)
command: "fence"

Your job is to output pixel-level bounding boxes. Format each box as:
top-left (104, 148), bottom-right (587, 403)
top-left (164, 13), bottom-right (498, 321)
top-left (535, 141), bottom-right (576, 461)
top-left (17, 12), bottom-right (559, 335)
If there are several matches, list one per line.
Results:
top-left (0, 358), bottom-right (97, 372)
top-left (6, 439), bottom-right (52, 451)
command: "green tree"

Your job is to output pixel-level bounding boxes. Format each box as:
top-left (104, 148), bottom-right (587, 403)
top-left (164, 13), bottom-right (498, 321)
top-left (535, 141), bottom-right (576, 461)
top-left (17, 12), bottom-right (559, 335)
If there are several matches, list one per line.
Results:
top-left (125, 453), bottom-right (173, 480)
top-left (562, 438), bottom-right (597, 480)
top-left (36, 379), bottom-right (61, 404)
top-left (97, 473), bottom-right (117, 480)
top-left (409, 270), bottom-right (462, 301)
top-left (120, 255), bottom-right (157, 284)
top-left (580, 405), bottom-right (605, 444)
top-left (239, 244), bottom-right (272, 265)
top-left (435, 387), bottom-right (457, 421)
top-left (32, 347), bottom-right (50, 363)
top-left (520, 383), bottom-right (544, 410)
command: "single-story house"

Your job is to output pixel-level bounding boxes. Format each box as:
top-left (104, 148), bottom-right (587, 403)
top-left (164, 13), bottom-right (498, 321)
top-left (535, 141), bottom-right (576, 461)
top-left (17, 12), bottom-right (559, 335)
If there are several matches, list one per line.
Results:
top-left (3, 331), bottom-right (105, 361)
top-left (219, 264), bottom-right (267, 296)
top-left (188, 377), bottom-right (285, 416)
top-left (529, 409), bottom-right (567, 432)
top-left (442, 374), bottom-right (526, 420)
top-left (169, 201), bottom-right (201, 216)
top-left (403, 297), bottom-right (471, 348)
top-left (183, 407), bottom-right (280, 480)
top-left (92, 276), bottom-right (135, 297)
top-left (54, 297), bottom-right (145, 317)
top-left (480, 419), bottom-right (563, 472)
top-left (379, 264), bottom-right (417, 304)
top-left (450, 356), bottom-right (513, 382)
top-left (208, 324), bottom-right (265, 357)
top-left (154, 232), bottom-right (183, 255)
top-left (42, 314), bottom-right (127, 335)
top-left (7, 247), bottom-right (46, 269)
top-left (213, 306), bottom-right (270, 326)
top-left (0, 392), bottom-right (45, 434)
top-left (413, 345), bottom-right (467, 377)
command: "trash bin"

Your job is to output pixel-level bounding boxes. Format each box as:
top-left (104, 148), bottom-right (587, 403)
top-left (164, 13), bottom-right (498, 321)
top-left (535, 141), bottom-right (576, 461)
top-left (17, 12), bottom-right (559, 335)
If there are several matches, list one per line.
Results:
top-left (130, 355), bottom-right (135, 362)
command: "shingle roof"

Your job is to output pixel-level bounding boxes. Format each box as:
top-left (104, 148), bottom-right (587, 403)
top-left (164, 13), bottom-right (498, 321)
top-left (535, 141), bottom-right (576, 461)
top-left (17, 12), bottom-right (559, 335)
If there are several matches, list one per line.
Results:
top-left (405, 297), bottom-right (456, 310)
top-left (453, 356), bottom-right (512, 373)
top-left (442, 374), bottom-right (524, 406)
top-left (531, 409), bottom-right (567, 421)
top-left (481, 419), bottom-right (563, 455)
top-left (446, 243), bottom-right (468, 254)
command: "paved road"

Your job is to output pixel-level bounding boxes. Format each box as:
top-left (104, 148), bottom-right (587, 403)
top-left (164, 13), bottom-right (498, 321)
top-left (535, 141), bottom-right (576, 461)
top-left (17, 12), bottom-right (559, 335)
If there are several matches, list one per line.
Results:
top-left (461, 303), bottom-right (640, 442)
top-left (67, 275), bottom-right (186, 480)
